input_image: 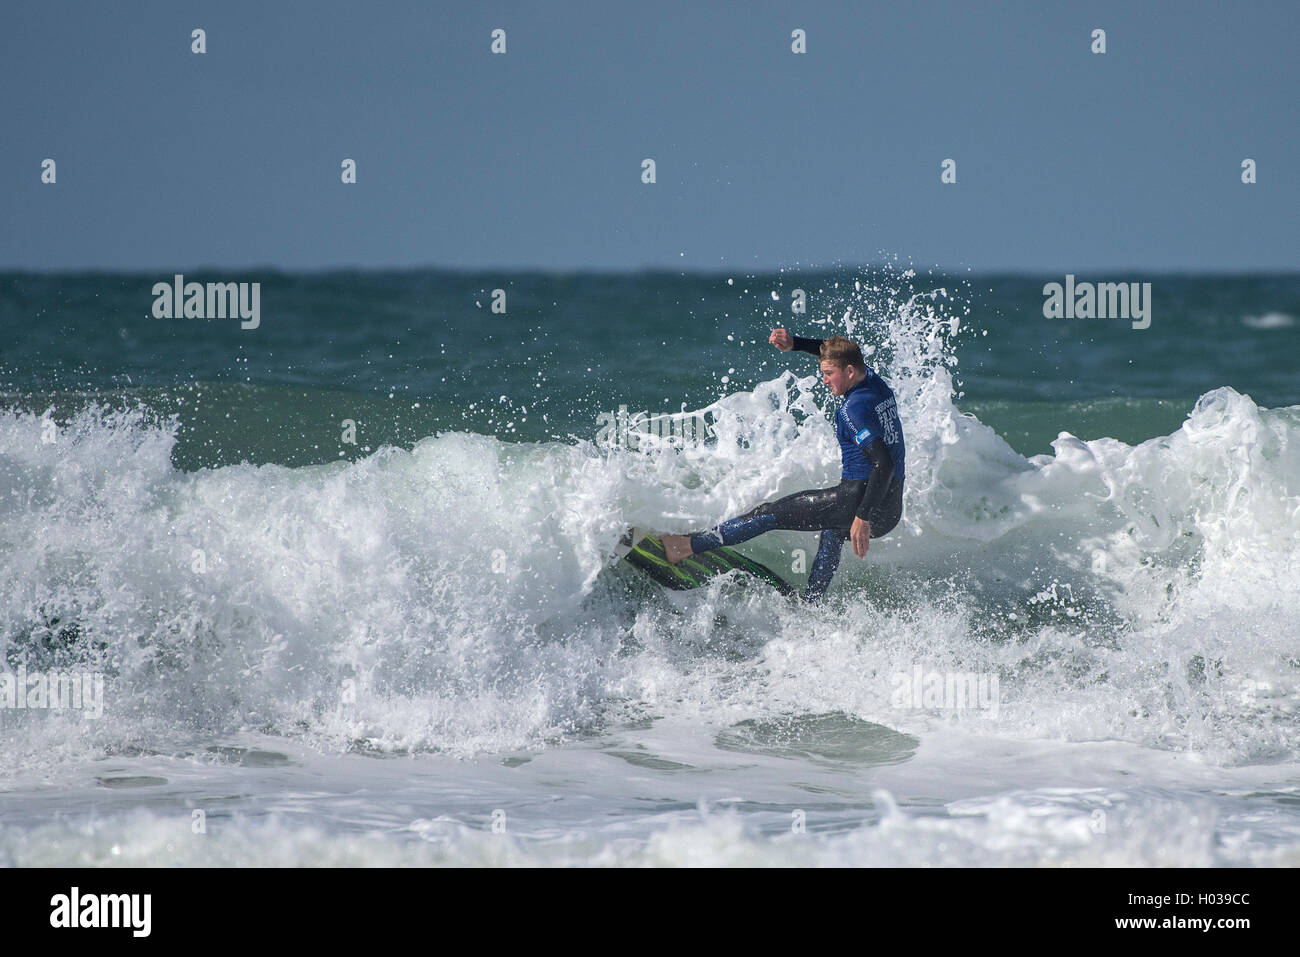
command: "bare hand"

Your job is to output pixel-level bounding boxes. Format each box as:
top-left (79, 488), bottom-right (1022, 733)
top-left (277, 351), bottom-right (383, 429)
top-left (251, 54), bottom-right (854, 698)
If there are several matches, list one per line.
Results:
top-left (769, 329), bottom-right (793, 351)
top-left (850, 516), bottom-right (871, 558)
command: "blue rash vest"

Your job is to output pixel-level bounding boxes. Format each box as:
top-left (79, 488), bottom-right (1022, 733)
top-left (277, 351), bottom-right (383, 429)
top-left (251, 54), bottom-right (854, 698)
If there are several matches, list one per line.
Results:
top-left (835, 371), bottom-right (906, 482)
top-left (791, 335), bottom-right (906, 484)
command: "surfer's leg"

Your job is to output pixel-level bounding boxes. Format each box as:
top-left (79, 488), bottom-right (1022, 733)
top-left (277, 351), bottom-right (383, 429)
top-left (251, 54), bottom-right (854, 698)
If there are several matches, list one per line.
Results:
top-left (664, 479), bottom-right (870, 565)
top-left (685, 483), bottom-right (850, 555)
top-left (800, 480), bottom-right (904, 599)
top-left (803, 527), bottom-right (849, 602)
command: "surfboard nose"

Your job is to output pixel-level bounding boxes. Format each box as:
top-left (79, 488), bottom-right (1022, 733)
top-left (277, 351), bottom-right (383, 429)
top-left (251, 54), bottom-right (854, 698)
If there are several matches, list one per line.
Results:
top-left (614, 527), bottom-right (644, 560)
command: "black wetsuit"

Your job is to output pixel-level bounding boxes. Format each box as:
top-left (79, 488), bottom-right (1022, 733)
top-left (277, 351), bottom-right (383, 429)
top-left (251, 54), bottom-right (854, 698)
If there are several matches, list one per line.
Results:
top-left (687, 336), bottom-right (906, 601)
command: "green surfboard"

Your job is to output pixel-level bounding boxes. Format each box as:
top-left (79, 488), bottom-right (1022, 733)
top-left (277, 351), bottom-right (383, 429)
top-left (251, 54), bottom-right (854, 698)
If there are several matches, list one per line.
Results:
top-left (617, 529), bottom-right (797, 598)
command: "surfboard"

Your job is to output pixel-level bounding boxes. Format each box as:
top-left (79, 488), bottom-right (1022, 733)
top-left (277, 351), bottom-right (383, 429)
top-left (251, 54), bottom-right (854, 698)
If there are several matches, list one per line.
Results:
top-left (616, 528), bottom-right (798, 597)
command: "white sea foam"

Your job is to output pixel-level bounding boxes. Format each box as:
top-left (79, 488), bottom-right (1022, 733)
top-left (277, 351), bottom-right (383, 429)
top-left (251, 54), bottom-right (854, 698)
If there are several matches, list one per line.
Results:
top-left (3, 776), bottom-right (1294, 867)
top-left (2, 375), bottom-right (1297, 777)
top-left (1242, 311), bottom-right (1296, 329)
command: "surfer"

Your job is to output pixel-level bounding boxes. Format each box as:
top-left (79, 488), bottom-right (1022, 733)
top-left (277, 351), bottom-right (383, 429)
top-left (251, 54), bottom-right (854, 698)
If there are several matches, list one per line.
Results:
top-left (661, 331), bottom-right (905, 602)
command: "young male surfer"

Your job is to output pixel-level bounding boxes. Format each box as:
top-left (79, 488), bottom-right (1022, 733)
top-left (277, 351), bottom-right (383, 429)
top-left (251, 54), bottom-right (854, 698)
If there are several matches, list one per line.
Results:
top-left (661, 331), bottom-right (905, 602)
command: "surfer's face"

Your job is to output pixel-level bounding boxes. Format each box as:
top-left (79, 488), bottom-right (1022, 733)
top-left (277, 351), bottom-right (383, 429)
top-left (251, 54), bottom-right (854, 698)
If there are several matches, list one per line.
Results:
top-left (820, 361), bottom-right (858, 396)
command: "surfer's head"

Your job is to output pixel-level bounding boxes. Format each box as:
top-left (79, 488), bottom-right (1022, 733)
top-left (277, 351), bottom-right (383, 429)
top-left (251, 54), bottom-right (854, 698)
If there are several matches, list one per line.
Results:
top-left (818, 336), bottom-right (866, 396)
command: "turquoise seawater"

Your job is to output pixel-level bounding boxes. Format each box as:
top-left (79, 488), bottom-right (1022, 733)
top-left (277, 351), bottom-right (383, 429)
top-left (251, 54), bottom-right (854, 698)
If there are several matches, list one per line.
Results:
top-left (3, 270), bottom-right (1297, 468)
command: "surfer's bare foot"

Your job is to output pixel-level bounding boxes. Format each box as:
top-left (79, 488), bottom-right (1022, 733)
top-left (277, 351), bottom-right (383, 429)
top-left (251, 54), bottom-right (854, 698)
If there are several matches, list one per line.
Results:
top-left (662, 534), bottom-right (694, 564)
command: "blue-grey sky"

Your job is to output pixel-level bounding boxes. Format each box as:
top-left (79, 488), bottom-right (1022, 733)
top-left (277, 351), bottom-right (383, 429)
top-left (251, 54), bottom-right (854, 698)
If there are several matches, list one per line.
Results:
top-left (2, 0), bottom-right (1296, 272)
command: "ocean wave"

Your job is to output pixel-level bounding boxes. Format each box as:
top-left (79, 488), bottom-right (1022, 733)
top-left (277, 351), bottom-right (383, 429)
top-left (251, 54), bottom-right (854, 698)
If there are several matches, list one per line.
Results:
top-left (3, 292), bottom-right (1298, 771)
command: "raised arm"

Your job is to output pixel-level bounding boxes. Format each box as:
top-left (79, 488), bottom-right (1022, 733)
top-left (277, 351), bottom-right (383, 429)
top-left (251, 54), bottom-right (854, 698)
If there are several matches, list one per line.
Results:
top-left (769, 329), bottom-right (822, 357)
